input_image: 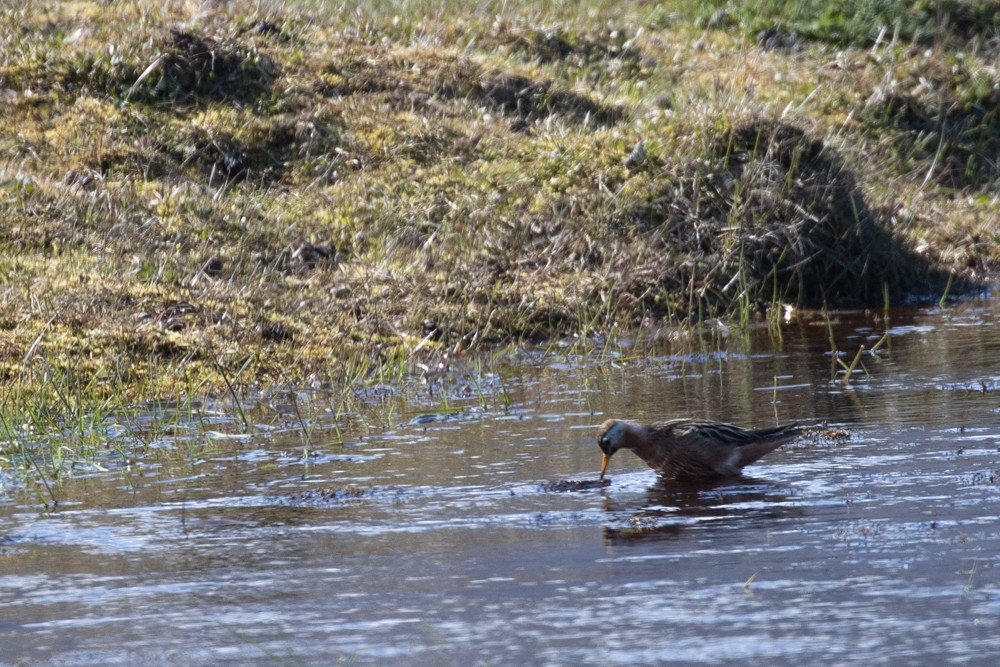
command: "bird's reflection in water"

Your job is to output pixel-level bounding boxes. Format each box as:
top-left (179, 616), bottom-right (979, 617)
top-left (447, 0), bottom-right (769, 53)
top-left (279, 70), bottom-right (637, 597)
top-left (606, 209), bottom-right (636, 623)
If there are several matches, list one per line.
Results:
top-left (601, 476), bottom-right (801, 545)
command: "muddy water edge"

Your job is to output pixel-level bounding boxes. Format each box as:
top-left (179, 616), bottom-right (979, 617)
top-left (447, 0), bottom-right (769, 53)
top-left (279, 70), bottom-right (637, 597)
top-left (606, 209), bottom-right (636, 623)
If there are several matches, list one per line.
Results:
top-left (2, 297), bottom-right (1000, 665)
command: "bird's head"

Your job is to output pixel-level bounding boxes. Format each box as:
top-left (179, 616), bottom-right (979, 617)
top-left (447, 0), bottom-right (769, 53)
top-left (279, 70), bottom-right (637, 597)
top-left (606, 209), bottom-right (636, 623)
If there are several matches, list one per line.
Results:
top-left (596, 419), bottom-right (633, 480)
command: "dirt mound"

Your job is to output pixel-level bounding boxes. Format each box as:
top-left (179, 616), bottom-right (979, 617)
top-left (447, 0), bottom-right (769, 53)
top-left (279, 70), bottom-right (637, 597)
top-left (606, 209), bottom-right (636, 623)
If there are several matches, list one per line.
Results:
top-left (323, 54), bottom-right (623, 126)
top-left (711, 122), bottom-right (899, 307)
top-left (129, 30), bottom-right (277, 105)
top-left (488, 23), bottom-right (644, 69)
top-left (474, 72), bottom-right (623, 125)
top-left (626, 120), bottom-right (957, 313)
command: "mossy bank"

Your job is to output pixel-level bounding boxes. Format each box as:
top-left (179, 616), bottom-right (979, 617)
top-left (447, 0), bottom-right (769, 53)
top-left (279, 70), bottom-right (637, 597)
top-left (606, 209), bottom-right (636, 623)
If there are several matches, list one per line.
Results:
top-left (1, 0), bottom-right (997, 402)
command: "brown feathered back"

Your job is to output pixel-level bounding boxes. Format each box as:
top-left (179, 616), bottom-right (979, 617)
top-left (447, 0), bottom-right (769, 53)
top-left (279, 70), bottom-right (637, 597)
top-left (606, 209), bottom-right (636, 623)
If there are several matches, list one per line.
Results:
top-left (599, 418), bottom-right (801, 481)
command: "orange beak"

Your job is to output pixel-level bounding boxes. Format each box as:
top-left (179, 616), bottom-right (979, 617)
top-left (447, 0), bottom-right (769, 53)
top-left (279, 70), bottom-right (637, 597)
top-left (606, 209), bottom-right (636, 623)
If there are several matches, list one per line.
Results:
top-left (599, 452), bottom-right (611, 480)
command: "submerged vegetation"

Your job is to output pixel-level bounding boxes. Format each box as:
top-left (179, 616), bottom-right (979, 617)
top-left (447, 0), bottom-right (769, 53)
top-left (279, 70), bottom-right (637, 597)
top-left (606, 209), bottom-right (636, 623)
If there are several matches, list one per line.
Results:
top-left (0, 0), bottom-right (998, 447)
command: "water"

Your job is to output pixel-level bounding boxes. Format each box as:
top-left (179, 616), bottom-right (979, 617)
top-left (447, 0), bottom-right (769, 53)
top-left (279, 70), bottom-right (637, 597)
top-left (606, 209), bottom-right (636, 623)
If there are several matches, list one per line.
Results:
top-left (2, 298), bottom-right (1000, 665)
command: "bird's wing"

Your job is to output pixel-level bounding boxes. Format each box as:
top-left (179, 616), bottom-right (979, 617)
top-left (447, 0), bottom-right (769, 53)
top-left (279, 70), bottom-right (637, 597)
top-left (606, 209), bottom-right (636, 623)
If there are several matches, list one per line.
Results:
top-left (673, 420), bottom-right (760, 447)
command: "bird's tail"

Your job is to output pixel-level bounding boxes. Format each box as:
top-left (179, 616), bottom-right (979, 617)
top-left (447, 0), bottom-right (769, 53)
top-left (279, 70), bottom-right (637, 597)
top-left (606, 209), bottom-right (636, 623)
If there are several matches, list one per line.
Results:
top-left (737, 423), bottom-right (801, 466)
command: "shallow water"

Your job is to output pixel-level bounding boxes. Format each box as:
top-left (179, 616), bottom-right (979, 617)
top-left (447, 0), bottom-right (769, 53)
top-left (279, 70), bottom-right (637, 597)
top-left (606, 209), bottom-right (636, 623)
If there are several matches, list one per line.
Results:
top-left (2, 298), bottom-right (1000, 665)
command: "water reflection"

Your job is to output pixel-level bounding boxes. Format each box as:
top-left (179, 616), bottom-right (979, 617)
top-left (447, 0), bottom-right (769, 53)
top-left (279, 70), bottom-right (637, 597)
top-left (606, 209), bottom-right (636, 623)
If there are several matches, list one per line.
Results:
top-left (600, 477), bottom-right (802, 545)
top-left (2, 297), bottom-right (1000, 665)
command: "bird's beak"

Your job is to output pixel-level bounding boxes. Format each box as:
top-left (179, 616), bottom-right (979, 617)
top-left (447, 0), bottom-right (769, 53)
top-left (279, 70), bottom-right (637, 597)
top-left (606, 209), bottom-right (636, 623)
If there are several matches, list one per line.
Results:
top-left (599, 452), bottom-right (610, 480)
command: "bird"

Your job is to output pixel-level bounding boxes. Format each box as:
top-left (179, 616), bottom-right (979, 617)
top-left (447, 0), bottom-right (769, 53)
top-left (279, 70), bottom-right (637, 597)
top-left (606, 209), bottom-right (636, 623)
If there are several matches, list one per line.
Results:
top-left (597, 418), bottom-right (801, 482)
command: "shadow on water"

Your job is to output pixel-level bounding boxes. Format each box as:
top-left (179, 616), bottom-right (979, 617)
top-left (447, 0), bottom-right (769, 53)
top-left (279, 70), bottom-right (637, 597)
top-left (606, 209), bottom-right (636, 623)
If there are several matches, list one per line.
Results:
top-left (2, 295), bottom-right (1000, 664)
top-left (601, 477), bottom-right (803, 545)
